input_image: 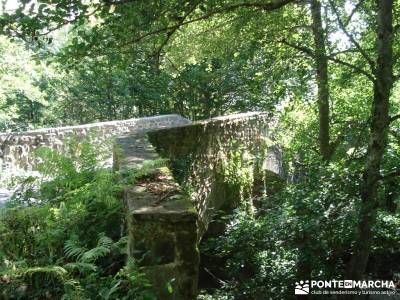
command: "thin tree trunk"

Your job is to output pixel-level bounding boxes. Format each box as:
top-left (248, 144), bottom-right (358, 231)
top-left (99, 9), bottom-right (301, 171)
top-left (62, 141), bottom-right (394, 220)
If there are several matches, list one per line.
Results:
top-left (346, 0), bottom-right (393, 283)
top-left (310, 0), bottom-right (331, 161)
top-left (295, 1), bottom-right (332, 286)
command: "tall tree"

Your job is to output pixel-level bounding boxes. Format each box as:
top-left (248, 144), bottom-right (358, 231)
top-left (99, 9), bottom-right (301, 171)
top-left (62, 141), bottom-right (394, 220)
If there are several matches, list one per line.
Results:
top-left (310, 0), bottom-right (332, 161)
top-left (346, 0), bottom-right (395, 282)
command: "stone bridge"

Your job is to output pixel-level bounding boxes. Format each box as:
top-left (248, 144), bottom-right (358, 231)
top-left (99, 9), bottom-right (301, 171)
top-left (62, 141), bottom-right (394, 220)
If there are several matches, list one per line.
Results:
top-left (0, 112), bottom-right (282, 299)
top-left (0, 114), bottom-right (190, 178)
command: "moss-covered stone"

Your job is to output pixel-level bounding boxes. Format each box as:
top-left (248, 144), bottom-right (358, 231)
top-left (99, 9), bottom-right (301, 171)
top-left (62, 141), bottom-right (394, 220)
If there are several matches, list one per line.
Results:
top-left (147, 112), bottom-right (282, 239)
top-left (114, 112), bottom-right (282, 299)
top-left (115, 132), bottom-right (199, 300)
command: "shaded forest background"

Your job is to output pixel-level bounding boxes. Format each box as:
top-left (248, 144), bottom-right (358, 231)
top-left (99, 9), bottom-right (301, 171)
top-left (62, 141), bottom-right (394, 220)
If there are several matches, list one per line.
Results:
top-left (1, 0), bottom-right (400, 299)
top-left (0, 13), bottom-right (287, 131)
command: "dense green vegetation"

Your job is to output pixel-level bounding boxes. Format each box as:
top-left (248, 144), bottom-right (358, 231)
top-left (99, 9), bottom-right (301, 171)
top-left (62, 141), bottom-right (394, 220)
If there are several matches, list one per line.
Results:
top-left (0, 138), bottom-right (158, 299)
top-left (1, 0), bottom-right (400, 299)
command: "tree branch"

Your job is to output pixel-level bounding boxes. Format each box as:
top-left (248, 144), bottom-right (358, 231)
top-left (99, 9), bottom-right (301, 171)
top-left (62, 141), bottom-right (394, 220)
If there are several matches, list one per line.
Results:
top-left (281, 39), bottom-right (375, 80)
top-left (328, 0), bottom-right (375, 72)
top-left (389, 114), bottom-right (400, 123)
top-left (330, 48), bottom-right (363, 57)
top-left (327, 56), bottom-right (375, 81)
top-left (379, 170), bottom-right (400, 181)
top-left (36, 5), bottom-right (104, 36)
top-left (152, 1), bottom-right (201, 64)
top-left (123, 0), bottom-right (296, 46)
top-left (280, 39), bottom-right (315, 57)
top-left (389, 129), bottom-right (400, 141)
top-left (103, 0), bottom-right (141, 5)
top-left (326, 120), bottom-right (361, 160)
top-left (344, 0), bottom-right (365, 27)
top-left (344, 117), bottom-right (371, 166)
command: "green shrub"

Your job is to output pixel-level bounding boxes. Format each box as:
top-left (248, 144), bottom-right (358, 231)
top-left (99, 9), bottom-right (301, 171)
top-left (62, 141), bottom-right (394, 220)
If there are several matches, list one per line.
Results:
top-left (200, 163), bottom-right (400, 300)
top-left (0, 136), bottom-right (155, 299)
top-left (200, 166), bottom-right (361, 299)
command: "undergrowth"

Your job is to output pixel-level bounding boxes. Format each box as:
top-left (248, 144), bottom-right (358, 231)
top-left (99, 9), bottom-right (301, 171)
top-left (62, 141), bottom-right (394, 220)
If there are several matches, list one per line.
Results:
top-left (0, 137), bottom-right (156, 299)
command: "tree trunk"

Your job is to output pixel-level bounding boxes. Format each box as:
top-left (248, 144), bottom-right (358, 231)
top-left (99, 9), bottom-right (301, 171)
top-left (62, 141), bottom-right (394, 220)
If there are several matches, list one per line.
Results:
top-left (310, 0), bottom-right (331, 161)
top-left (346, 0), bottom-right (393, 283)
top-left (294, 1), bottom-right (332, 286)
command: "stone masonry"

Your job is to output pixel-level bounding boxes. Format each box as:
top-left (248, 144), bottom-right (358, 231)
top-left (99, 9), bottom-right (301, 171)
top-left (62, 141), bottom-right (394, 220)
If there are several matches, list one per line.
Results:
top-left (0, 115), bottom-right (190, 180)
top-left (114, 133), bottom-right (199, 300)
top-left (1, 112), bottom-right (281, 299)
top-left (114, 112), bottom-right (282, 299)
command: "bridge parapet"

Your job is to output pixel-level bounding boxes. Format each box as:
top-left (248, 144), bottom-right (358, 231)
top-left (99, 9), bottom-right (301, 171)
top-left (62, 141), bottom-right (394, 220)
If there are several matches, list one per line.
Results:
top-left (114, 112), bottom-right (282, 299)
top-left (0, 114), bottom-right (190, 180)
top-left (148, 112), bottom-right (282, 238)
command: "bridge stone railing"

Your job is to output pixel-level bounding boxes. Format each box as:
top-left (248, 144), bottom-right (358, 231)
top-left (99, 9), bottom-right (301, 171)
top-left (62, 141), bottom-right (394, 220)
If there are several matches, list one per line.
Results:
top-left (0, 115), bottom-right (190, 180)
top-left (148, 112), bottom-right (282, 238)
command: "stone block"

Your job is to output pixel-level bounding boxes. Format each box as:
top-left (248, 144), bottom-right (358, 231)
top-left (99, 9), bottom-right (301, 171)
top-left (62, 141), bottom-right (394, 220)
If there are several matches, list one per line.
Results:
top-left (115, 132), bottom-right (199, 299)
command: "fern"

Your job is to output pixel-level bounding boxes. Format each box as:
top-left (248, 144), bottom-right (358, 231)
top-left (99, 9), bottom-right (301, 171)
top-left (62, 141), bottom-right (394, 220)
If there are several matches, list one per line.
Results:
top-left (99, 281), bottom-right (121, 300)
top-left (97, 233), bottom-right (114, 249)
top-left (64, 262), bottom-right (97, 273)
top-left (0, 265), bottom-right (68, 279)
top-left (64, 238), bottom-right (87, 261)
top-left (80, 245), bottom-right (111, 263)
top-left (21, 265), bottom-right (68, 277)
top-left (65, 234), bottom-right (118, 264)
top-left (112, 236), bottom-right (128, 254)
top-left (1, 134), bottom-right (153, 299)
